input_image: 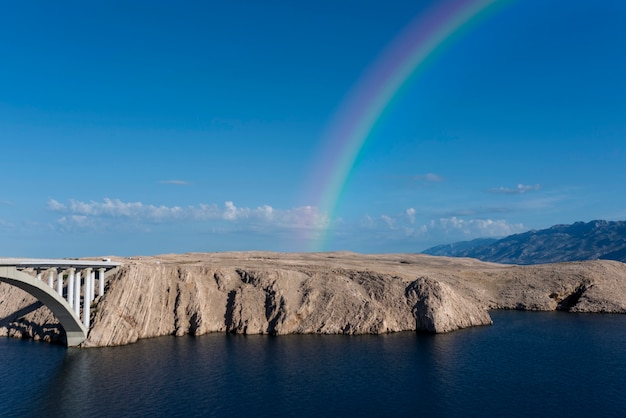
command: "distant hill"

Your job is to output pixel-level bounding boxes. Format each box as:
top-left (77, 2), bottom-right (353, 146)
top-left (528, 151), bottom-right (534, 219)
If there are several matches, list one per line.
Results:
top-left (421, 220), bottom-right (626, 264)
top-left (420, 238), bottom-right (499, 257)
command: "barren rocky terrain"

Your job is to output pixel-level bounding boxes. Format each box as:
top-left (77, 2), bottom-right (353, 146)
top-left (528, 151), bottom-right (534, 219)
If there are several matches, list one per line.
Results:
top-left (1, 252), bottom-right (626, 347)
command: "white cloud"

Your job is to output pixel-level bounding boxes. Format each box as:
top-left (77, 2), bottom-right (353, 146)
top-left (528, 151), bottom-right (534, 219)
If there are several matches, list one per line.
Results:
top-left (47, 198), bottom-right (329, 231)
top-left (0, 219), bottom-right (15, 230)
top-left (415, 173), bottom-right (443, 182)
top-left (57, 215), bottom-right (94, 229)
top-left (489, 183), bottom-right (541, 194)
top-left (406, 207), bottom-right (416, 224)
top-left (57, 198), bottom-right (185, 221)
top-left (223, 201), bottom-right (240, 220)
top-left (159, 180), bottom-right (190, 185)
top-left (48, 199), bottom-right (66, 211)
top-left (46, 198), bottom-right (529, 253)
top-left (381, 215), bottom-right (395, 228)
top-left (433, 216), bottom-right (524, 237)
top-left (363, 211), bottom-right (525, 241)
top-left (411, 173), bottom-right (444, 187)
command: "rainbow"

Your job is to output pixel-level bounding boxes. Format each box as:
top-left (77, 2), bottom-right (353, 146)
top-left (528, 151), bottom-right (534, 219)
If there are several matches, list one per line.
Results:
top-left (305, 0), bottom-right (510, 251)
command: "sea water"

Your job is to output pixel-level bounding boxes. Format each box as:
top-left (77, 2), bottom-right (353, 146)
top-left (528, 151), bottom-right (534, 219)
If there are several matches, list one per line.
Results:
top-left (2, 311), bottom-right (625, 417)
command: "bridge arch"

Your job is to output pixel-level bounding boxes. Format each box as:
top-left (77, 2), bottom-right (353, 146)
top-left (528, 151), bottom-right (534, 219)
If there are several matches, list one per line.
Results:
top-left (0, 260), bottom-right (120, 347)
top-left (0, 267), bottom-right (87, 346)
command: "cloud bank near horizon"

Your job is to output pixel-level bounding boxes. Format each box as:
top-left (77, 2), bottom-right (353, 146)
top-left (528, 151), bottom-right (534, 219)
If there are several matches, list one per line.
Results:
top-left (363, 209), bottom-right (525, 239)
top-left (46, 197), bottom-right (526, 252)
top-left (48, 198), bottom-right (329, 232)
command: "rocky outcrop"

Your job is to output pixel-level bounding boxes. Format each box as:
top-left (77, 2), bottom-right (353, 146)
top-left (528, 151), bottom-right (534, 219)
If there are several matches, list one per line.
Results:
top-left (406, 276), bottom-right (492, 333)
top-left (1, 252), bottom-right (626, 347)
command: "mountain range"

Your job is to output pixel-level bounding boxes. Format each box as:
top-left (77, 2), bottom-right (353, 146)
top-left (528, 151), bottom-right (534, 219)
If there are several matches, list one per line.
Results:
top-left (421, 220), bottom-right (626, 264)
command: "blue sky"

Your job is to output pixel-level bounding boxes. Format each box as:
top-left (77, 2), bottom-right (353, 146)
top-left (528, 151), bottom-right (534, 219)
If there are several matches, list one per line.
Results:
top-left (1, 0), bottom-right (624, 257)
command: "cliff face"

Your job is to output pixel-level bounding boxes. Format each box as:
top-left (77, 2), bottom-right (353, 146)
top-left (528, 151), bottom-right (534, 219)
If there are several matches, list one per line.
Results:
top-left (1, 252), bottom-right (625, 347)
top-left (84, 258), bottom-right (492, 347)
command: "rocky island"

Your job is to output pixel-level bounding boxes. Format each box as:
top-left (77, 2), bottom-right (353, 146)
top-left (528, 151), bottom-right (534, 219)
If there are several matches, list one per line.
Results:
top-left (1, 252), bottom-right (626, 347)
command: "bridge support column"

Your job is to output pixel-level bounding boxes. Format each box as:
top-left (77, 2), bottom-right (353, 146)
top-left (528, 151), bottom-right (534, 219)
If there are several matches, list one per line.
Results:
top-left (83, 268), bottom-right (92, 328)
top-left (98, 268), bottom-right (106, 296)
top-left (56, 269), bottom-right (63, 296)
top-left (36, 269), bottom-right (42, 281)
top-left (90, 270), bottom-right (96, 302)
top-left (68, 268), bottom-right (75, 309)
top-left (48, 270), bottom-right (54, 289)
top-left (74, 270), bottom-right (81, 316)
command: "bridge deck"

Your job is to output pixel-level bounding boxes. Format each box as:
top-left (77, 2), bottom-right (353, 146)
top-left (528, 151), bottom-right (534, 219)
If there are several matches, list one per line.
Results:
top-left (0, 258), bottom-right (121, 269)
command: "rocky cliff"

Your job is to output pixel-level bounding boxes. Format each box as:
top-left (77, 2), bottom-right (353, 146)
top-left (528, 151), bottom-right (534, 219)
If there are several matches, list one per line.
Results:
top-left (1, 252), bottom-right (625, 347)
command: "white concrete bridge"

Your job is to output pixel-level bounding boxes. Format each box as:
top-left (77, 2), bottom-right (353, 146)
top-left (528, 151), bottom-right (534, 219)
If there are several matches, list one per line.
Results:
top-left (0, 258), bottom-right (121, 347)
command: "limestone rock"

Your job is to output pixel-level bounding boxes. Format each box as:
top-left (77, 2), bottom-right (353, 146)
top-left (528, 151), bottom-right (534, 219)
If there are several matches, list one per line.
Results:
top-left (406, 276), bottom-right (492, 333)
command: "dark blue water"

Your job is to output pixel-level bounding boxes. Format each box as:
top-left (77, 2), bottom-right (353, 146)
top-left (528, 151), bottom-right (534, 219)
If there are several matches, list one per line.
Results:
top-left (2, 311), bottom-right (625, 417)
